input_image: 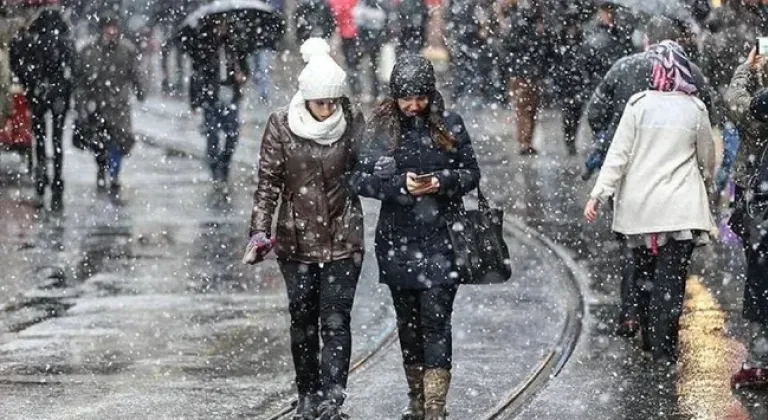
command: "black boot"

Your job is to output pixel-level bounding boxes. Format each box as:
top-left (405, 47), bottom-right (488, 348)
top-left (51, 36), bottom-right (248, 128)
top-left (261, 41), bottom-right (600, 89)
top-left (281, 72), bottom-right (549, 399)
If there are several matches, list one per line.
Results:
top-left (317, 387), bottom-right (349, 420)
top-left (293, 394), bottom-right (321, 420)
top-left (402, 364), bottom-right (425, 420)
top-left (51, 179), bottom-right (64, 212)
top-left (34, 165), bottom-right (48, 197)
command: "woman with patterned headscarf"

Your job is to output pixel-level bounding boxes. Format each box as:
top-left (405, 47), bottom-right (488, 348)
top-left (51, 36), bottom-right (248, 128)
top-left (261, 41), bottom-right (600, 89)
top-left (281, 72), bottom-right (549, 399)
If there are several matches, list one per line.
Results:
top-left (583, 41), bottom-right (716, 364)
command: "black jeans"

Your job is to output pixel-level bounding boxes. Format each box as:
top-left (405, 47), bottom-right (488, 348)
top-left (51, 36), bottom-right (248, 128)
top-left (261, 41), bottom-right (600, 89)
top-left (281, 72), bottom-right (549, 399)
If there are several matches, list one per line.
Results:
top-left (632, 240), bottom-right (694, 361)
top-left (279, 258), bottom-right (361, 399)
top-left (390, 285), bottom-right (458, 370)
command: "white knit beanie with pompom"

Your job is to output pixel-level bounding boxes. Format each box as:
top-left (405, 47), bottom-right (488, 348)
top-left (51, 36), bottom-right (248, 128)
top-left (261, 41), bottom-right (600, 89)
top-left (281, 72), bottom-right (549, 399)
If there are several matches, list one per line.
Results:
top-left (298, 38), bottom-right (348, 100)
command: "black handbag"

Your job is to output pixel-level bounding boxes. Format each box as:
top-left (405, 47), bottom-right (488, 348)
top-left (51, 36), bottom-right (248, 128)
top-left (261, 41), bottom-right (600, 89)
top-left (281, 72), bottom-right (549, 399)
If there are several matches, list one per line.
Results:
top-left (447, 188), bottom-right (512, 285)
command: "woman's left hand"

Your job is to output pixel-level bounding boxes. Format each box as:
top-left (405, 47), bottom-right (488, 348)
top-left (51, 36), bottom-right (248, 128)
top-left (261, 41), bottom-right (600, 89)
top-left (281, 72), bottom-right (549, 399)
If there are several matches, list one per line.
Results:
top-left (584, 198), bottom-right (600, 222)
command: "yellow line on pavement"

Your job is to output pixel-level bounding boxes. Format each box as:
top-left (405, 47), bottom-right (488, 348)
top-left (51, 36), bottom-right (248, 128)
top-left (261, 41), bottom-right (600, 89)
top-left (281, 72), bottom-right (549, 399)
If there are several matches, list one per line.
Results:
top-left (676, 276), bottom-right (747, 419)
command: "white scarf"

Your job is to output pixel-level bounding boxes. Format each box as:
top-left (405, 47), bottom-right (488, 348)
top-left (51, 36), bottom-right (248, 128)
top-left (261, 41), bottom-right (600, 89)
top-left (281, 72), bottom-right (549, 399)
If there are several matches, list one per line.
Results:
top-left (287, 92), bottom-right (347, 146)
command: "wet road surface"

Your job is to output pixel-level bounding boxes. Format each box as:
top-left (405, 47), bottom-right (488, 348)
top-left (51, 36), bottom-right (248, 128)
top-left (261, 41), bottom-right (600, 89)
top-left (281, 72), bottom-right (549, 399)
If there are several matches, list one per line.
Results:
top-left (0, 89), bottom-right (764, 419)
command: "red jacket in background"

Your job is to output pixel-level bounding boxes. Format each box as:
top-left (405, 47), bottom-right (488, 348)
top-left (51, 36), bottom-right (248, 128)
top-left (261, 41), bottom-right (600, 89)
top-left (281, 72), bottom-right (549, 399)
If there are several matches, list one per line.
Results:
top-left (328, 0), bottom-right (358, 39)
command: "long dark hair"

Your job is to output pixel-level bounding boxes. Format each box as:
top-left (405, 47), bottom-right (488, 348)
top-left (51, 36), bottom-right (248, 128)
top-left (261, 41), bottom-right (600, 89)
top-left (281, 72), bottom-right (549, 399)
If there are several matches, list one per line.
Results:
top-left (370, 92), bottom-right (456, 153)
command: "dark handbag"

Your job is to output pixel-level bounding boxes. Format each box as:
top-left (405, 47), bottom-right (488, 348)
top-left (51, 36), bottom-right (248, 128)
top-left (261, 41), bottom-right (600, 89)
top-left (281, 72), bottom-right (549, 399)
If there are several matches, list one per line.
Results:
top-left (447, 188), bottom-right (512, 285)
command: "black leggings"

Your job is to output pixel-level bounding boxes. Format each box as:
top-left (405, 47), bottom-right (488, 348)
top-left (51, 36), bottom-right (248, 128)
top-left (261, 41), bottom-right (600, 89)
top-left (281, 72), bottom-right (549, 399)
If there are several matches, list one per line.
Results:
top-left (390, 285), bottom-right (458, 370)
top-left (279, 258), bottom-right (361, 397)
top-left (632, 240), bottom-right (694, 361)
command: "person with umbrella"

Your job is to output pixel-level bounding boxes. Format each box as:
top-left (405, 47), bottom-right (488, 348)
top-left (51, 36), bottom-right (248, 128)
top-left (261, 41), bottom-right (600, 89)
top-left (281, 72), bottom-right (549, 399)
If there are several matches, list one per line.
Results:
top-left (186, 15), bottom-right (249, 184)
top-left (245, 38), bottom-right (365, 420)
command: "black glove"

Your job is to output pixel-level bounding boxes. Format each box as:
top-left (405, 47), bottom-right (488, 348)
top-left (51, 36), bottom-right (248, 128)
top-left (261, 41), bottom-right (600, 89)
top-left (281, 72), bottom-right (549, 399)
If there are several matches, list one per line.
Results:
top-left (374, 156), bottom-right (397, 179)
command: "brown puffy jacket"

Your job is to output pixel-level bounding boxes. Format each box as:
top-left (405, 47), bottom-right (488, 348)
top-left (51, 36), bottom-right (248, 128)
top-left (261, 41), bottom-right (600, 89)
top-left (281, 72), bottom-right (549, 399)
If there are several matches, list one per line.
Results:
top-left (250, 105), bottom-right (365, 263)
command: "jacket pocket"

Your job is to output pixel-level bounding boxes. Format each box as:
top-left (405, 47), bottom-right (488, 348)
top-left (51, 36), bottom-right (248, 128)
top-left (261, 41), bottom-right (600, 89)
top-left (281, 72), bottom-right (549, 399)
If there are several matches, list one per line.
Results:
top-left (276, 198), bottom-right (299, 258)
top-left (334, 199), bottom-right (365, 252)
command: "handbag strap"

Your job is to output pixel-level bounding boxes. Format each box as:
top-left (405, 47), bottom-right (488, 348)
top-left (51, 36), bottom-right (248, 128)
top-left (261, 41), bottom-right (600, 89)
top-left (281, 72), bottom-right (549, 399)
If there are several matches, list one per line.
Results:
top-left (477, 186), bottom-right (491, 212)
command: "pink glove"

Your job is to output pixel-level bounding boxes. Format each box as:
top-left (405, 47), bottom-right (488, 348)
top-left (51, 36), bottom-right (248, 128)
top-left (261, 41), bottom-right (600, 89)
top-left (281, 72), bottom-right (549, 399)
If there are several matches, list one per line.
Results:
top-left (242, 232), bottom-right (276, 265)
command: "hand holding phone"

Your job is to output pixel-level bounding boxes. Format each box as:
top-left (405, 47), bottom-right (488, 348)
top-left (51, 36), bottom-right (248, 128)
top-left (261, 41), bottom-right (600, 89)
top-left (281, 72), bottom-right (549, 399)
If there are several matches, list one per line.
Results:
top-left (407, 172), bottom-right (439, 196)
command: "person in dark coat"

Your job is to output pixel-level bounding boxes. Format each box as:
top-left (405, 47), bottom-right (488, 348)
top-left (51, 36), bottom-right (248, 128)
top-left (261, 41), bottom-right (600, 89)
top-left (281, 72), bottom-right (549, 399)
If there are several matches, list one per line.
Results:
top-left (246, 38), bottom-right (365, 420)
top-left (557, 1), bottom-right (632, 155)
top-left (352, 55), bottom-right (481, 420)
top-left (583, 15), bottom-right (714, 339)
top-left (395, 0), bottom-right (428, 54)
top-left (496, 0), bottom-right (552, 155)
top-left (11, 8), bottom-right (75, 209)
top-left (295, 0), bottom-right (336, 43)
top-left (186, 16), bottom-right (249, 183)
top-left (443, 0), bottom-right (498, 103)
top-left (75, 13), bottom-right (145, 195)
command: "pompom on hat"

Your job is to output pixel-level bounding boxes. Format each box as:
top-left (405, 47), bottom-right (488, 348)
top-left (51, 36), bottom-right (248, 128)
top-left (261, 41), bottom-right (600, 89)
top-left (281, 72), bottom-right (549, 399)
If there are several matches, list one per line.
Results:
top-left (297, 38), bottom-right (348, 100)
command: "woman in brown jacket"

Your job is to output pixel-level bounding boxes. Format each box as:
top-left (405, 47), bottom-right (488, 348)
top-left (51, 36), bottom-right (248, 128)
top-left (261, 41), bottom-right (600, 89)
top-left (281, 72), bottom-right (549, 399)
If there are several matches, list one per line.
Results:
top-left (243, 38), bottom-right (365, 420)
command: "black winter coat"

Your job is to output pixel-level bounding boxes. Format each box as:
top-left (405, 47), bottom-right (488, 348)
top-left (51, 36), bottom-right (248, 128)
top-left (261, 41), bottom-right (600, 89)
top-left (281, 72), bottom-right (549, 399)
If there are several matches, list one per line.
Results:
top-left (496, 0), bottom-right (551, 80)
top-left (187, 36), bottom-right (249, 110)
top-left (586, 50), bottom-right (714, 147)
top-left (580, 20), bottom-right (633, 91)
top-left (353, 103), bottom-right (481, 290)
top-left (11, 10), bottom-right (75, 115)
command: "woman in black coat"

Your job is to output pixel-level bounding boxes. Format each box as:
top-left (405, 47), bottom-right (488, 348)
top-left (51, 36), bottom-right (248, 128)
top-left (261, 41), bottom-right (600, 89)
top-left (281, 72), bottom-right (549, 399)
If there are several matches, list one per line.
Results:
top-left (352, 55), bottom-right (481, 420)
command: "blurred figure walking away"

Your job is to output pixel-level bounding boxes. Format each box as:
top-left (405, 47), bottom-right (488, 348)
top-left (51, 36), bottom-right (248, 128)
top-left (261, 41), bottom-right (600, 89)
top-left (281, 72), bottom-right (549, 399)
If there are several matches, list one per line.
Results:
top-left (443, 0), bottom-right (497, 104)
top-left (328, 0), bottom-right (363, 97)
top-left (585, 41), bottom-right (715, 364)
top-left (295, 0), bottom-right (336, 43)
top-left (186, 17), bottom-right (248, 184)
top-left (11, 8), bottom-right (75, 210)
top-left (496, 0), bottom-right (552, 156)
top-left (251, 0), bottom-right (285, 105)
top-left (245, 38), bottom-right (365, 420)
top-left (394, 0), bottom-right (428, 54)
top-left (75, 13), bottom-right (145, 196)
top-left (725, 50), bottom-right (768, 389)
top-left (353, 0), bottom-right (390, 101)
top-left (152, 0), bottom-right (199, 96)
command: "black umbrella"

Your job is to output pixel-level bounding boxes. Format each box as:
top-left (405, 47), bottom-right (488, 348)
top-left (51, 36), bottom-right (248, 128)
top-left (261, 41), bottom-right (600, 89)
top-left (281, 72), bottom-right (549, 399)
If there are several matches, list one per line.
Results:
top-left (176, 0), bottom-right (285, 51)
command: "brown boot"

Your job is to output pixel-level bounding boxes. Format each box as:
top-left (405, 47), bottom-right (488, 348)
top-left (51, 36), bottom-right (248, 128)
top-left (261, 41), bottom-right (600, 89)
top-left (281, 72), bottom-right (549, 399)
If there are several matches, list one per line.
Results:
top-left (423, 368), bottom-right (451, 420)
top-left (402, 364), bottom-right (425, 420)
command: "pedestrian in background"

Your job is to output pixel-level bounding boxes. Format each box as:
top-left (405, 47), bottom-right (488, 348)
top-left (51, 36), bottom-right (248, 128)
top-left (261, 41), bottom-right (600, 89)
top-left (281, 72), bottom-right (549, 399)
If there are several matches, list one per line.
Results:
top-left (245, 38), bottom-right (365, 420)
top-left (724, 49), bottom-right (768, 388)
top-left (295, 0), bottom-right (336, 43)
top-left (251, 0), bottom-right (284, 105)
top-left (11, 8), bottom-right (75, 210)
top-left (352, 55), bottom-right (481, 420)
top-left (187, 16), bottom-right (248, 184)
top-left (328, 0), bottom-right (362, 97)
top-left (496, 0), bottom-right (551, 156)
top-left (75, 13), bottom-right (145, 195)
top-left (585, 41), bottom-right (715, 364)
top-left (394, 0), bottom-right (428, 54)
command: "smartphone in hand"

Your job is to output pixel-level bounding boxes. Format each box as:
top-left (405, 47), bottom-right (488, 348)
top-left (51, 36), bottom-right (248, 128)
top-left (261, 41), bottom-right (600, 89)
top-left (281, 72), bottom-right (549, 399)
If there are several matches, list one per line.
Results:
top-left (412, 173), bottom-right (434, 182)
top-left (757, 37), bottom-right (768, 56)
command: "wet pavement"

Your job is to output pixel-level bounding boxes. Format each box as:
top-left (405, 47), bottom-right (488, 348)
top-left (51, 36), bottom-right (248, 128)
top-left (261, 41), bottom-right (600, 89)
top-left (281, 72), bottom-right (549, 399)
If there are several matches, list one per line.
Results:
top-left (0, 82), bottom-right (765, 419)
